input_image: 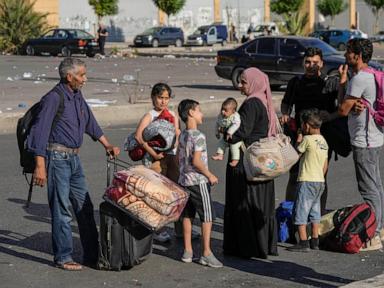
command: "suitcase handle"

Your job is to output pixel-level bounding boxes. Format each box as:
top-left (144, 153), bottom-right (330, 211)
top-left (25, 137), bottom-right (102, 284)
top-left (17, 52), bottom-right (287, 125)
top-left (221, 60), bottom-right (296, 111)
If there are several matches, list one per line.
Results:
top-left (106, 157), bottom-right (132, 187)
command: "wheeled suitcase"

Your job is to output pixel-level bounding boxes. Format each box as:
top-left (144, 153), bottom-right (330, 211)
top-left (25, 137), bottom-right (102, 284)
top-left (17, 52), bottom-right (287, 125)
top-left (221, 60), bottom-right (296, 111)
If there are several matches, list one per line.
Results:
top-left (97, 201), bottom-right (153, 271)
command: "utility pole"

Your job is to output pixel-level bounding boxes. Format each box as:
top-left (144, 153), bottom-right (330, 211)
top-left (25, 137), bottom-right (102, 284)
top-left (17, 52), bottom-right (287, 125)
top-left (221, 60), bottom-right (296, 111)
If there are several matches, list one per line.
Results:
top-left (158, 9), bottom-right (166, 26)
top-left (214, 0), bottom-right (221, 23)
top-left (264, 0), bottom-right (270, 23)
top-left (349, 0), bottom-right (356, 28)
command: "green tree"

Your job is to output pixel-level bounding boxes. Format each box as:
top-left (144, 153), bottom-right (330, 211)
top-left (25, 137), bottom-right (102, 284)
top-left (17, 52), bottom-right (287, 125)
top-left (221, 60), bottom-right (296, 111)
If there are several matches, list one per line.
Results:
top-left (271, 0), bottom-right (308, 35)
top-left (0, 0), bottom-right (48, 54)
top-left (317, 0), bottom-right (348, 27)
top-left (89, 0), bottom-right (119, 22)
top-left (271, 0), bottom-right (304, 16)
top-left (152, 0), bottom-right (186, 24)
top-left (364, 0), bottom-right (384, 33)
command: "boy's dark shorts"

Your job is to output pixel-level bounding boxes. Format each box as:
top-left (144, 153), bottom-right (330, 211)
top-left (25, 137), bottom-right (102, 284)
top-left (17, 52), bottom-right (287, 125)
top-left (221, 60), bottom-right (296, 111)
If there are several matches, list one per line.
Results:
top-left (181, 182), bottom-right (215, 223)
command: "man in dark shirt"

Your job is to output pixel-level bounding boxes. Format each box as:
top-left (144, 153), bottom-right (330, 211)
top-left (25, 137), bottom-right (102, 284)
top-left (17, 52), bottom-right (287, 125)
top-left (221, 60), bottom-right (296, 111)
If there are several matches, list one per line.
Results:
top-left (97, 23), bottom-right (108, 56)
top-left (28, 58), bottom-right (120, 271)
top-left (280, 47), bottom-right (340, 213)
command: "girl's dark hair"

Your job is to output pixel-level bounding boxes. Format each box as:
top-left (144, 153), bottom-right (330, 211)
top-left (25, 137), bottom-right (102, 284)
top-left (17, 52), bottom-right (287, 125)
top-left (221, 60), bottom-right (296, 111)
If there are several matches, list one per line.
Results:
top-left (178, 99), bottom-right (199, 123)
top-left (151, 83), bottom-right (172, 100)
top-left (346, 38), bottom-right (373, 63)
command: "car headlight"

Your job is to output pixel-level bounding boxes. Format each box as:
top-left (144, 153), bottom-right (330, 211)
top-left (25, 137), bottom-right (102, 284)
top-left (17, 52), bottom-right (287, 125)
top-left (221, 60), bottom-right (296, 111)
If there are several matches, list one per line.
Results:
top-left (147, 35), bottom-right (153, 41)
top-left (196, 37), bottom-right (202, 40)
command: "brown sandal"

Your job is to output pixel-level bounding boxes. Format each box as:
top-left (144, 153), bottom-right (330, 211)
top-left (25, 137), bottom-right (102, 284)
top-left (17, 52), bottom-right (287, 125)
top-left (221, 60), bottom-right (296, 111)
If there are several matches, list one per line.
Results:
top-left (55, 261), bottom-right (83, 271)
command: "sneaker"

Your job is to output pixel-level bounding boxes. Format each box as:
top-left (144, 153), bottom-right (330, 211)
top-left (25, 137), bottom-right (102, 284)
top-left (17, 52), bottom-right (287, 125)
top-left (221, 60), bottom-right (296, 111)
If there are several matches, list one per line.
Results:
top-left (181, 250), bottom-right (193, 263)
top-left (360, 235), bottom-right (383, 252)
top-left (287, 240), bottom-right (310, 252)
top-left (154, 231), bottom-right (171, 243)
top-left (310, 238), bottom-right (319, 250)
top-left (199, 253), bottom-right (223, 268)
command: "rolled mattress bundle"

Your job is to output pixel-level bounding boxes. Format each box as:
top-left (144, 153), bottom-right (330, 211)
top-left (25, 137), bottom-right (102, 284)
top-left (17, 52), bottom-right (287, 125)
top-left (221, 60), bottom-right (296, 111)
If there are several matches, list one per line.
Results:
top-left (105, 165), bottom-right (189, 230)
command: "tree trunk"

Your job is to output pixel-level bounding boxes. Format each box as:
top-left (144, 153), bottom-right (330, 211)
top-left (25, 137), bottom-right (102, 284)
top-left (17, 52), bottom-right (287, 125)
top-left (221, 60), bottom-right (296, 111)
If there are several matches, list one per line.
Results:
top-left (331, 15), bottom-right (335, 27)
top-left (375, 10), bottom-right (379, 34)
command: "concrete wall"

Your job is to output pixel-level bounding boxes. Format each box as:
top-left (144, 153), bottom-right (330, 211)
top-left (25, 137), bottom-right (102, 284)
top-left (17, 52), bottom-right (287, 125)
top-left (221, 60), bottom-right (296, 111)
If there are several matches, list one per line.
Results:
top-left (59, 0), bottom-right (264, 42)
top-left (33, 0), bottom-right (59, 27)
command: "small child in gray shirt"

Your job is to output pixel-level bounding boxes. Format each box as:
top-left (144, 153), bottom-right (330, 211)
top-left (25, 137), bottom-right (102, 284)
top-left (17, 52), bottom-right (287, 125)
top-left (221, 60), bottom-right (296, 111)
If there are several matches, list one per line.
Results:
top-left (211, 98), bottom-right (242, 167)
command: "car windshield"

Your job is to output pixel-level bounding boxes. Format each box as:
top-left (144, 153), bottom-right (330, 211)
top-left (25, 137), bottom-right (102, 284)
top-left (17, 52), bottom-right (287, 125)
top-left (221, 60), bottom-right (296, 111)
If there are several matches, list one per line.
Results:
top-left (301, 38), bottom-right (338, 56)
top-left (253, 25), bottom-right (269, 32)
top-left (193, 27), bottom-right (209, 35)
top-left (68, 30), bottom-right (94, 39)
top-left (142, 27), bottom-right (162, 34)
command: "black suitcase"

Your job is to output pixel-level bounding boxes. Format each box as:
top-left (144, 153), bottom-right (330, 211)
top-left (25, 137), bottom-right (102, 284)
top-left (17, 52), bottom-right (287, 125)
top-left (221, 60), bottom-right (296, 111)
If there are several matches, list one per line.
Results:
top-left (97, 201), bottom-right (153, 271)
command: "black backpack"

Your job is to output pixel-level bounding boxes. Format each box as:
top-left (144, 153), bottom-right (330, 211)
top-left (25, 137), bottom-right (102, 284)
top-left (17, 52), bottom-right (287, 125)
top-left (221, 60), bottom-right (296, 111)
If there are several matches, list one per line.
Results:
top-left (16, 87), bottom-right (65, 206)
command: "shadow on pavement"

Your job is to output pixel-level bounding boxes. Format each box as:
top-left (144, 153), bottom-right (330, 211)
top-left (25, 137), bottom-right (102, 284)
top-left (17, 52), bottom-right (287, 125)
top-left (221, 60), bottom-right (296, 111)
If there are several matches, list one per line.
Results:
top-left (4, 198), bottom-right (84, 265)
top-left (223, 256), bottom-right (353, 287)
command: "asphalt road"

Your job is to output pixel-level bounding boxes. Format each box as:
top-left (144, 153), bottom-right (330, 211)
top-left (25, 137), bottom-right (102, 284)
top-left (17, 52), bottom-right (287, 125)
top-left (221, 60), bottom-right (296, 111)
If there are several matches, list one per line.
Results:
top-left (1, 118), bottom-right (384, 288)
top-left (0, 54), bottom-right (242, 114)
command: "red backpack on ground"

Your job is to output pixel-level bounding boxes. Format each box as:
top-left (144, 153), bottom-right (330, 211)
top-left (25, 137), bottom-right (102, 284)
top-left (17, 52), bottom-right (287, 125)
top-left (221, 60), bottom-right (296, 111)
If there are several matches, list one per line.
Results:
top-left (362, 68), bottom-right (384, 126)
top-left (324, 203), bottom-right (376, 254)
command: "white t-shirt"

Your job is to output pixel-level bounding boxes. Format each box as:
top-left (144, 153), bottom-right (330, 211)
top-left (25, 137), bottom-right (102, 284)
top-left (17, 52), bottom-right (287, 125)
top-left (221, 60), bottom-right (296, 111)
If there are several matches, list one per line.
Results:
top-left (346, 70), bottom-right (383, 148)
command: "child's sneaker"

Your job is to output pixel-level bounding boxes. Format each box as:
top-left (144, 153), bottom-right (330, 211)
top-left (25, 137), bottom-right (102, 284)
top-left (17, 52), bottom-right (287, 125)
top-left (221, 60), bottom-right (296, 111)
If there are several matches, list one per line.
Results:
top-left (287, 240), bottom-right (310, 252)
top-left (199, 253), bottom-right (223, 268)
top-left (310, 238), bottom-right (319, 250)
top-left (181, 250), bottom-right (193, 263)
top-left (360, 235), bottom-right (383, 252)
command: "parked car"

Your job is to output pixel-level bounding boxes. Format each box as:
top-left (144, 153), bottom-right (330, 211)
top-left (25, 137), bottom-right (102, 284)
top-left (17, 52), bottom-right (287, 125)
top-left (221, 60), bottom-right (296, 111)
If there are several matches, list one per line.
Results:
top-left (214, 36), bottom-right (382, 89)
top-left (309, 29), bottom-right (366, 51)
top-left (248, 22), bottom-right (279, 37)
top-left (186, 24), bottom-right (227, 46)
top-left (133, 27), bottom-right (184, 48)
top-left (23, 28), bottom-right (99, 57)
top-left (371, 31), bottom-right (384, 43)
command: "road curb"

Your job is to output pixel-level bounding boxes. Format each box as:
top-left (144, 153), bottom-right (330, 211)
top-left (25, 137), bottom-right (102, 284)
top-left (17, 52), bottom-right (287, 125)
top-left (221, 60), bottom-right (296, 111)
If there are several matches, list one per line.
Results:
top-left (0, 95), bottom-right (283, 135)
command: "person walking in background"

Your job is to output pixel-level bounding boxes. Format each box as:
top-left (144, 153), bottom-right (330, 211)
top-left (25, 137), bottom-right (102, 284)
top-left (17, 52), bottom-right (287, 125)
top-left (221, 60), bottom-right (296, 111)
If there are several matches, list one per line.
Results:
top-left (97, 23), bottom-right (108, 56)
top-left (27, 58), bottom-right (120, 270)
top-left (223, 67), bottom-right (278, 259)
top-left (177, 99), bottom-right (222, 268)
top-left (288, 109), bottom-right (328, 252)
top-left (338, 38), bottom-right (384, 251)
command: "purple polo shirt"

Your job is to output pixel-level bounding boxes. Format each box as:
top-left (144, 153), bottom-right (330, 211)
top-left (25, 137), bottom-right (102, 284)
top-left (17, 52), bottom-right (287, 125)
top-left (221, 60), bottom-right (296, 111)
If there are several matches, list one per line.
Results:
top-left (27, 82), bottom-right (104, 157)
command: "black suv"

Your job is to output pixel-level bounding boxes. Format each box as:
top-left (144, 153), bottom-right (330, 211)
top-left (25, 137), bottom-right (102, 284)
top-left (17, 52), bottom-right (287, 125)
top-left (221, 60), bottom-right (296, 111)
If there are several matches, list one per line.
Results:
top-left (134, 27), bottom-right (184, 47)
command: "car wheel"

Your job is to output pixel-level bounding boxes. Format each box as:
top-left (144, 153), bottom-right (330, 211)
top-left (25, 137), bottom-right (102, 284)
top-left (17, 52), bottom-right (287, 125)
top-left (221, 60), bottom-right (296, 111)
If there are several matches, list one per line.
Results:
top-left (231, 67), bottom-right (245, 89)
top-left (338, 43), bottom-right (346, 51)
top-left (86, 52), bottom-right (95, 57)
top-left (61, 46), bottom-right (71, 57)
top-left (26, 45), bottom-right (35, 56)
top-left (152, 39), bottom-right (159, 48)
top-left (175, 39), bottom-right (183, 47)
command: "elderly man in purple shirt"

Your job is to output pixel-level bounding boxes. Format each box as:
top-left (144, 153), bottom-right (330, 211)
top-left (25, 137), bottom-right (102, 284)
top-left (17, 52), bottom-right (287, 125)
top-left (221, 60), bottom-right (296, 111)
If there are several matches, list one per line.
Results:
top-left (27, 58), bottom-right (120, 271)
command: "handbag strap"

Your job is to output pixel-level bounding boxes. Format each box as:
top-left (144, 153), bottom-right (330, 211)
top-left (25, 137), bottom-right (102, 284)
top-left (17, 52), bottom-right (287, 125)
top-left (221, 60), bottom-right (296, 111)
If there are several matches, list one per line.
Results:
top-left (274, 113), bottom-right (284, 135)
